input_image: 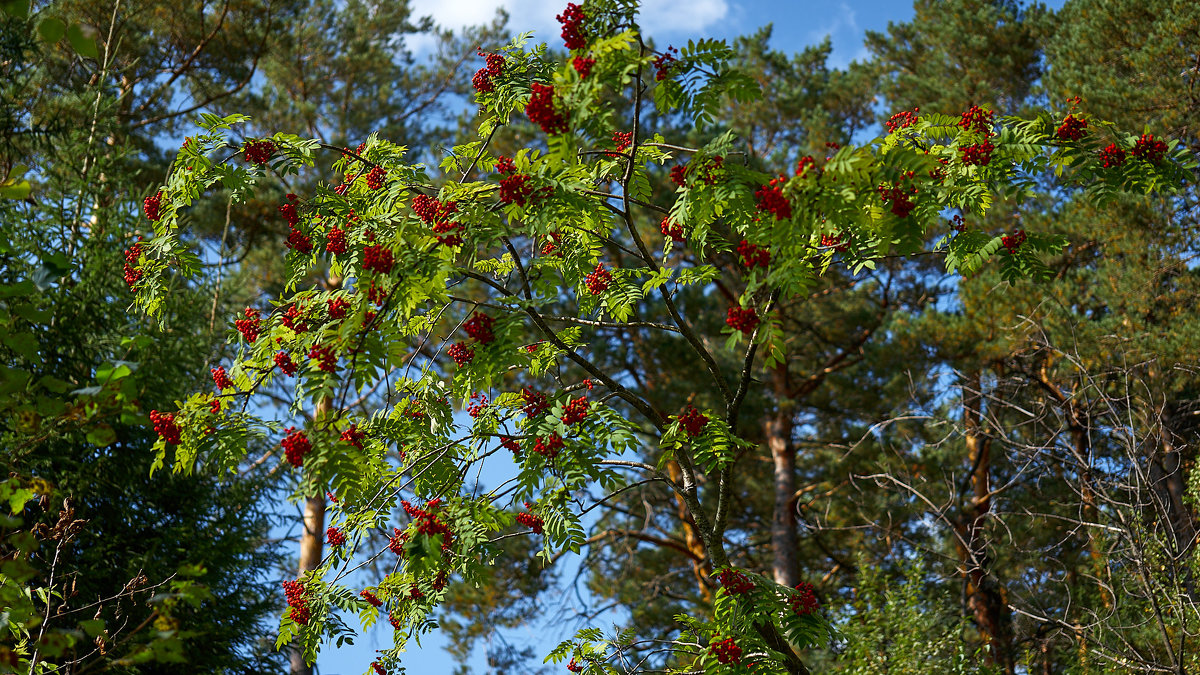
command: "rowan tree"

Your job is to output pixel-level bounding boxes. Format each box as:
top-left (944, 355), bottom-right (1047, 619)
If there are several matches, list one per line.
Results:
top-left (135, 1), bottom-right (1193, 673)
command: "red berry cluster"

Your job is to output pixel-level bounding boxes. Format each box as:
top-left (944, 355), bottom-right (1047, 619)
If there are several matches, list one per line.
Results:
top-left (281, 427), bottom-right (312, 467)
top-left (282, 580), bottom-right (310, 625)
top-left (951, 214), bottom-right (967, 232)
top-left (500, 436), bottom-right (522, 455)
top-left (533, 434), bottom-right (564, 458)
top-left (412, 194), bottom-right (455, 224)
top-left (243, 140), bottom-right (276, 165)
top-left (123, 240), bottom-right (143, 289)
top-left (463, 312), bottom-right (495, 344)
top-left (341, 424), bottom-right (365, 449)
top-left (282, 304), bottom-right (309, 333)
top-left (709, 637), bottom-right (742, 665)
top-left (541, 232), bottom-right (563, 256)
top-left (286, 227), bottom-right (313, 253)
top-left (360, 590), bottom-right (383, 607)
top-left (561, 396), bottom-right (589, 425)
top-left (516, 502), bottom-right (544, 534)
top-left (737, 239), bottom-right (770, 268)
top-left (726, 306), bottom-right (759, 335)
top-left (567, 659), bottom-right (583, 673)
top-left (584, 263), bottom-right (612, 294)
top-left (400, 498), bottom-right (454, 554)
top-left (366, 166), bottom-right (386, 190)
top-left (327, 296), bottom-right (351, 320)
top-left (1001, 229), bottom-right (1027, 254)
top-left (499, 173), bottom-right (537, 206)
top-left (678, 406), bottom-right (709, 438)
top-left (372, 662), bottom-right (386, 675)
top-left (150, 410), bottom-right (181, 445)
top-left (143, 191), bottom-right (163, 221)
top-left (235, 308), bottom-right (262, 343)
top-left (326, 527), bottom-right (346, 546)
top-left (467, 391), bottom-right (488, 418)
top-left (795, 155), bottom-right (818, 177)
top-left (791, 581), bottom-right (819, 616)
top-left (1055, 114), bottom-right (1088, 141)
top-left (308, 343), bottom-right (337, 372)
top-left (885, 107), bottom-right (920, 133)
top-left (572, 55), bottom-right (595, 77)
top-left (612, 131), bottom-right (633, 153)
top-left (211, 366), bottom-right (234, 390)
top-left (754, 178), bottom-right (792, 220)
top-left (717, 568), bottom-right (755, 594)
top-left (389, 613), bottom-right (402, 629)
top-left (363, 245), bottom-right (394, 274)
top-left (448, 342), bottom-right (474, 366)
top-left (367, 280), bottom-right (389, 306)
top-left (960, 140), bottom-right (995, 166)
top-left (495, 156), bottom-right (516, 175)
top-left (660, 216), bottom-right (685, 242)
top-left (526, 82), bottom-right (568, 135)
top-left (1099, 143), bottom-right (1126, 168)
top-left (209, 399), bottom-right (221, 415)
top-left (653, 46), bottom-right (679, 81)
top-left (958, 105), bottom-right (995, 134)
top-left (557, 2), bottom-right (587, 50)
top-left (1132, 133), bottom-right (1167, 164)
top-left (473, 51), bottom-right (505, 93)
top-left (820, 233), bottom-right (849, 253)
top-left (323, 224), bottom-right (347, 255)
top-left (877, 184), bottom-right (916, 218)
top-left (274, 351), bottom-right (298, 376)
top-left (522, 388), bottom-right (549, 417)
top-left (669, 164), bottom-right (687, 187)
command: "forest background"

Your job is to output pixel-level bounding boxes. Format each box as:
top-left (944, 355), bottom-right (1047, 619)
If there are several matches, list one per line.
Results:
top-left (1, 0), bottom-right (1198, 674)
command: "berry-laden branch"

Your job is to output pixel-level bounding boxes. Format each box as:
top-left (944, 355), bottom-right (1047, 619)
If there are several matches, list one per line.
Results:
top-left (131, 1), bottom-right (1195, 672)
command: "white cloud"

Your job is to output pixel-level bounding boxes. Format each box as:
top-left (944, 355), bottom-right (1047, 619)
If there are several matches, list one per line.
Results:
top-left (638, 0), bottom-right (729, 35)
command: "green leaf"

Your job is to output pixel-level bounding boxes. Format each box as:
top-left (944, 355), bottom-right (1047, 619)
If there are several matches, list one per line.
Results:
top-left (37, 17), bottom-right (66, 43)
top-left (86, 425), bottom-right (117, 447)
top-left (1, 0), bottom-right (29, 19)
top-left (66, 24), bottom-right (99, 59)
top-left (0, 179), bottom-right (32, 200)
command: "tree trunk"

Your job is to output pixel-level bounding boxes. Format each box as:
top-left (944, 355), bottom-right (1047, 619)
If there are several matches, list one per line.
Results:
top-left (957, 372), bottom-right (1015, 674)
top-left (766, 365), bottom-right (798, 587)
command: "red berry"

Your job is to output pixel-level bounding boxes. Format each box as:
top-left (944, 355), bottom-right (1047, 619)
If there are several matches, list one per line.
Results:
top-left (556, 2), bottom-right (587, 50)
top-left (366, 166), bottom-right (386, 190)
top-left (499, 173), bottom-right (536, 206)
top-left (960, 140), bottom-right (995, 166)
top-left (533, 434), bottom-right (564, 458)
top-left (709, 637), bottom-right (742, 665)
top-left (243, 139), bottom-right (276, 165)
top-left (274, 351), bottom-right (298, 376)
top-left (1132, 133), bottom-right (1168, 164)
top-left (522, 388), bottom-right (549, 417)
top-left (754, 180), bottom-right (792, 220)
top-left (795, 155), bottom-right (818, 177)
top-left (516, 510), bottom-right (544, 534)
top-left (360, 589), bottom-right (383, 607)
top-left (653, 46), bottom-right (679, 81)
top-left (495, 156), bottom-right (516, 175)
top-left (725, 306), bottom-right (759, 335)
top-left (1055, 114), bottom-right (1088, 141)
top-left (561, 396), bottom-right (589, 425)
top-left (211, 366), bottom-right (234, 390)
top-left (820, 233), bottom-right (850, 253)
top-left (340, 424), bottom-right (365, 449)
top-left (716, 568), bottom-right (755, 594)
top-left (677, 406), bottom-right (708, 437)
top-left (234, 307), bottom-right (262, 343)
top-left (281, 427), bottom-right (312, 467)
top-left (885, 107), bottom-right (920, 133)
top-left (526, 82), bottom-right (568, 135)
top-left (736, 239), bottom-right (770, 268)
top-left (1001, 229), bottom-right (1027, 254)
top-left (669, 164), bottom-right (687, 187)
top-left (958, 105), bottom-right (994, 135)
top-left (1099, 143), bottom-right (1126, 168)
top-left (584, 263), bottom-right (612, 294)
top-left (327, 296), bottom-right (351, 320)
top-left (572, 55), bottom-right (595, 77)
top-left (143, 191), bottom-right (163, 221)
top-left (363, 245), bottom-right (394, 274)
top-left (308, 343), bottom-right (337, 372)
top-left (463, 312), bottom-right (495, 344)
top-left (791, 581), bottom-right (820, 616)
top-left (149, 410), bottom-right (182, 445)
top-left (448, 342), bottom-right (474, 366)
top-left (326, 527), bottom-right (346, 546)
top-left (660, 216), bottom-right (684, 242)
